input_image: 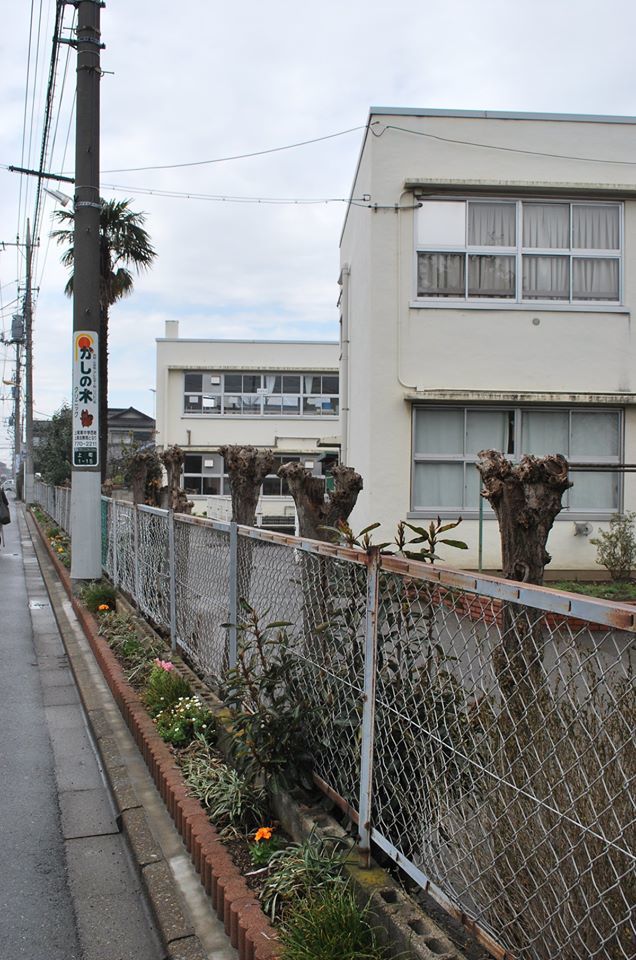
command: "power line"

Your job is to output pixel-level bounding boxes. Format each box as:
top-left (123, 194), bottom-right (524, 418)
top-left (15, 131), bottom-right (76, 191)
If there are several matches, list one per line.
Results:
top-left (374, 122), bottom-right (636, 166)
top-left (100, 182), bottom-right (364, 205)
top-left (98, 124), bottom-right (370, 174)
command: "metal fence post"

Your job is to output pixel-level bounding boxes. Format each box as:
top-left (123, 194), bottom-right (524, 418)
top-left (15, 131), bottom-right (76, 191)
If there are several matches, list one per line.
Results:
top-left (112, 502), bottom-right (119, 587)
top-left (133, 504), bottom-right (140, 607)
top-left (358, 546), bottom-right (380, 867)
top-left (228, 521), bottom-right (238, 668)
top-left (167, 509), bottom-right (177, 654)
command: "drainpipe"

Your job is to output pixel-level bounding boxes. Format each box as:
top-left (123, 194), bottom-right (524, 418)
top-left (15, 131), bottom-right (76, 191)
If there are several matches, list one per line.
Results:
top-left (339, 264), bottom-right (351, 465)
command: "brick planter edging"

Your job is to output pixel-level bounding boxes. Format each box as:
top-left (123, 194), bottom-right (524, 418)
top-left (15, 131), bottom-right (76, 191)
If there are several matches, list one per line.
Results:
top-left (30, 512), bottom-right (280, 960)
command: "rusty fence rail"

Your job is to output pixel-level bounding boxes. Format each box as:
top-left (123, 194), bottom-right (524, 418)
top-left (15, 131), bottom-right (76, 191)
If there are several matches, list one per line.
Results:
top-left (34, 487), bottom-right (636, 960)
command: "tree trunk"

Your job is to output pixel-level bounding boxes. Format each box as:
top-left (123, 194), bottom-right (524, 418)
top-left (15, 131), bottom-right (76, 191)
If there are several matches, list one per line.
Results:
top-left (219, 445), bottom-right (276, 526)
top-left (477, 450), bottom-right (571, 585)
top-left (477, 449), bottom-right (572, 720)
top-left (160, 445), bottom-right (192, 514)
top-left (277, 462), bottom-right (363, 541)
top-left (278, 463), bottom-right (364, 652)
top-left (219, 445), bottom-right (277, 610)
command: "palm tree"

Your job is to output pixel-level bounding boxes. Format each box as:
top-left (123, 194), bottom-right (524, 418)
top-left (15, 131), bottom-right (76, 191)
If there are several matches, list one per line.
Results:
top-left (53, 198), bottom-right (157, 479)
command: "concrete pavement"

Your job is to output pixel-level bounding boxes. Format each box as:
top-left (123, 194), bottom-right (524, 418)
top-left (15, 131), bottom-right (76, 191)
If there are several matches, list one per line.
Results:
top-left (0, 498), bottom-right (236, 960)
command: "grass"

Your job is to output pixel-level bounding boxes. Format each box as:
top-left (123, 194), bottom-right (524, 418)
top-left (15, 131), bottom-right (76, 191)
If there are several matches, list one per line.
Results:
top-left (279, 886), bottom-right (386, 960)
top-left (260, 833), bottom-right (348, 921)
top-left (179, 735), bottom-right (267, 835)
top-left (551, 579), bottom-right (636, 601)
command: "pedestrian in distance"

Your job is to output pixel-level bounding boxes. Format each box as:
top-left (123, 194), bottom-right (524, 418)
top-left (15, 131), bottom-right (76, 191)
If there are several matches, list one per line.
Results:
top-left (0, 485), bottom-right (10, 547)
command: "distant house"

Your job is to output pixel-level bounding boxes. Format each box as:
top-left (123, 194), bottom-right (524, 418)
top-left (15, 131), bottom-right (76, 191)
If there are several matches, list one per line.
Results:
top-left (107, 407), bottom-right (155, 467)
top-left (340, 107), bottom-right (636, 572)
top-left (155, 321), bottom-right (340, 526)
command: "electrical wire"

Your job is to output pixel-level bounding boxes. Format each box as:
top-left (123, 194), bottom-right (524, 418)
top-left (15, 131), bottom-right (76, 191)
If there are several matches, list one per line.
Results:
top-left (100, 182), bottom-right (364, 205)
top-left (98, 124), bottom-right (371, 174)
top-left (373, 122), bottom-right (636, 166)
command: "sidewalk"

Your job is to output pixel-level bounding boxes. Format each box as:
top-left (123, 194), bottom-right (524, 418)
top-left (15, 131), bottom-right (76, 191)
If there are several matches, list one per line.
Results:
top-left (0, 499), bottom-right (236, 960)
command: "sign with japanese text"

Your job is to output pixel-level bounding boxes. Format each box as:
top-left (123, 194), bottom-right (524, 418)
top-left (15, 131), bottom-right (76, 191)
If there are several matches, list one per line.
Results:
top-left (72, 331), bottom-right (99, 467)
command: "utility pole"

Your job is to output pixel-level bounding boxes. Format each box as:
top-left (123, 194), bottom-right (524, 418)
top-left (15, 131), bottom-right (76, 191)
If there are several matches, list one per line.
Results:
top-left (24, 219), bottom-right (34, 503)
top-left (70, 0), bottom-right (102, 582)
top-left (14, 341), bottom-right (22, 487)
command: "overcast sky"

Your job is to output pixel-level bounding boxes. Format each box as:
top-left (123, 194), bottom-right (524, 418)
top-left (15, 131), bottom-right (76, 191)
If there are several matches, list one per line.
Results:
top-left (1, 0), bottom-right (636, 461)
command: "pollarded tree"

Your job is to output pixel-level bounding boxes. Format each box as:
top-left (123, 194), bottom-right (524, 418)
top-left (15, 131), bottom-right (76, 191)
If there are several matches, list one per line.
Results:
top-left (53, 199), bottom-right (157, 479)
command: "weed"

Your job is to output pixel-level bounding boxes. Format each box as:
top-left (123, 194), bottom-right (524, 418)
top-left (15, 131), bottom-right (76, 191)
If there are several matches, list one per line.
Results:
top-left (143, 660), bottom-right (192, 717)
top-left (279, 886), bottom-right (386, 960)
top-left (260, 833), bottom-right (347, 920)
top-left (179, 736), bottom-right (267, 835)
top-left (81, 579), bottom-right (117, 613)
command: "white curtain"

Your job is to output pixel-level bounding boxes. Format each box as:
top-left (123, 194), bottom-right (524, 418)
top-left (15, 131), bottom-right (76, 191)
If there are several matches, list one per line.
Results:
top-left (523, 203), bottom-right (569, 248)
top-left (414, 409), bottom-right (463, 455)
top-left (571, 412), bottom-right (619, 457)
top-left (413, 463), bottom-right (463, 509)
top-left (523, 255), bottom-right (569, 299)
top-left (466, 410), bottom-right (510, 454)
top-left (573, 205), bottom-right (619, 250)
top-left (468, 255), bottom-right (515, 297)
top-left (468, 202), bottom-right (515, 246)
top-left (417, 253), bottom-right (465, 296)
top-left (521, 411), bottom-right (569, 456)
top-left (573, 258), bottom-right (619, 300)
top-left (570, 472), bottom-right (618, 510)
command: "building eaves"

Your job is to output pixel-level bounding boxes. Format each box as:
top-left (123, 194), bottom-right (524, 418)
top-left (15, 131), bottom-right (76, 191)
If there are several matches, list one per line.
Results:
top-left (369, 106), bottom-right (636, 124)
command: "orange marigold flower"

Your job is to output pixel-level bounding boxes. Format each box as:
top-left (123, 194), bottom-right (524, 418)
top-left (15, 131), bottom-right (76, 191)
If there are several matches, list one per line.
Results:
top-left (98, 603), bottom-right (110, 611)
top-left (254, 827), bottom-right (273, 843)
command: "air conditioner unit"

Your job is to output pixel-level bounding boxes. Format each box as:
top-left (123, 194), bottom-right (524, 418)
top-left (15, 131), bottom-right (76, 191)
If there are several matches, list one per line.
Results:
top-left (209, 376), bottom-right (221, 385)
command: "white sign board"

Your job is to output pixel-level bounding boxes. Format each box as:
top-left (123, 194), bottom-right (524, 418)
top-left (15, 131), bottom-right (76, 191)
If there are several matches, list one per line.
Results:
top-left (72, 330), bottom-right (99, 467)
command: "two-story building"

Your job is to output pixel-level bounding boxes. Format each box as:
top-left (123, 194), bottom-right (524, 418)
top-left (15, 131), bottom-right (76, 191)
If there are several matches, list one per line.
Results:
top-left (155, 321), bottom-right (340, 524)
top-left (340, 108), bottom-right (636, 573)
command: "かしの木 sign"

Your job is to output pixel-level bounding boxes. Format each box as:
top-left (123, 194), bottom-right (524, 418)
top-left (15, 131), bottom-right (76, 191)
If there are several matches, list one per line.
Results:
top-left (72, 331), bottom-right (99, 467)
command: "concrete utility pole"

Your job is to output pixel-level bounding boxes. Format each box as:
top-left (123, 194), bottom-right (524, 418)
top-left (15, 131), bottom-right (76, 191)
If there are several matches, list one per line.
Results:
top-left (70, 0), bottom-right (103, 582)
top-left (24, 219), bottom-right (34, 503)
top-left (14, 340), bottom-right (22, 487)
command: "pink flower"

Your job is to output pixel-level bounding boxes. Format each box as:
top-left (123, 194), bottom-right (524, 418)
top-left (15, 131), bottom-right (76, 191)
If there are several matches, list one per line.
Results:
top-left (154, 658), bottom-right (174, 672)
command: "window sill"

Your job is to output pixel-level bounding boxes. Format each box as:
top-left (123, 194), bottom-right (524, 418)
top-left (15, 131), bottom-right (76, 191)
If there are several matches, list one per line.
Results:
top-left (407, 511), bottom-right (617, 522)
top-left (409, 300), bottom-right (629, 313)
top-left (181, 414), bottom-right (337, 420)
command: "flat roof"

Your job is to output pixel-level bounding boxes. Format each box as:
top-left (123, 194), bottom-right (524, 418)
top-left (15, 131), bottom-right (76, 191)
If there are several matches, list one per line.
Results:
top-left (156, 338), bottom-right (339, 345)
top-left (369, 106), bottom-right (636, 124)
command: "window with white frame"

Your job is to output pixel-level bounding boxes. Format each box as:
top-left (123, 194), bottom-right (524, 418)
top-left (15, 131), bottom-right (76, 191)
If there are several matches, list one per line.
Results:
top-left (412, 406), bottom-right (621, 514)
top-left (183, 371), bottom-right (339, 417)
top-left (182, 452), bottom-right (338, 497)
top-left (416, 199), bottom-right (621, 304)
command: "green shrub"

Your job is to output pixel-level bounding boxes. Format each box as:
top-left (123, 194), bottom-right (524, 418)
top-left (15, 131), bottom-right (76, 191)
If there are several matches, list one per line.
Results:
top-left (179, 736), bottom-right (267, 834)
top-left (143, 661), bottom-right (192, 717)
top-left (154, 695), bottom-right (213, 747)
top-left (590, 512), bottom-right (636, 582)
top-left (279, 886), bottom-right (385, 960)
top-left (81, 579), bottom-right (117, 613)
top-left (221, 603), bottom-right (316, 789)
top-left (260, 833), bottom-right (347, 920)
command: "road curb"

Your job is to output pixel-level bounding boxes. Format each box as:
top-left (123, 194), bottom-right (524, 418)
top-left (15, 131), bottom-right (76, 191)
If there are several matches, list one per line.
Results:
top-left (29, 511), bottom-right (280, 960)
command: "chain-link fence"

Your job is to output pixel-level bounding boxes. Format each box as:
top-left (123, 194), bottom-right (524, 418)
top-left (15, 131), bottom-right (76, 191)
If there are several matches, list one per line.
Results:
top-left (33, 479), bottom-right (71, 533)
top-left (34, 487), bottom-right (636, 960)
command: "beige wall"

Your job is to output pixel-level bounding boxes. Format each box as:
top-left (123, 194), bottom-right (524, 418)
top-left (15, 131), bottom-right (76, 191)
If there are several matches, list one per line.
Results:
top-left (341, 110), bottom-right (636, 570)
top-left (156, 336), bottom-right (340, 453)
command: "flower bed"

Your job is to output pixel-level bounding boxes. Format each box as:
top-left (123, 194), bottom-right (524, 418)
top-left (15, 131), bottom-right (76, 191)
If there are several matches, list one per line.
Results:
top-left (30, 508), bottom-right (388, 960)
